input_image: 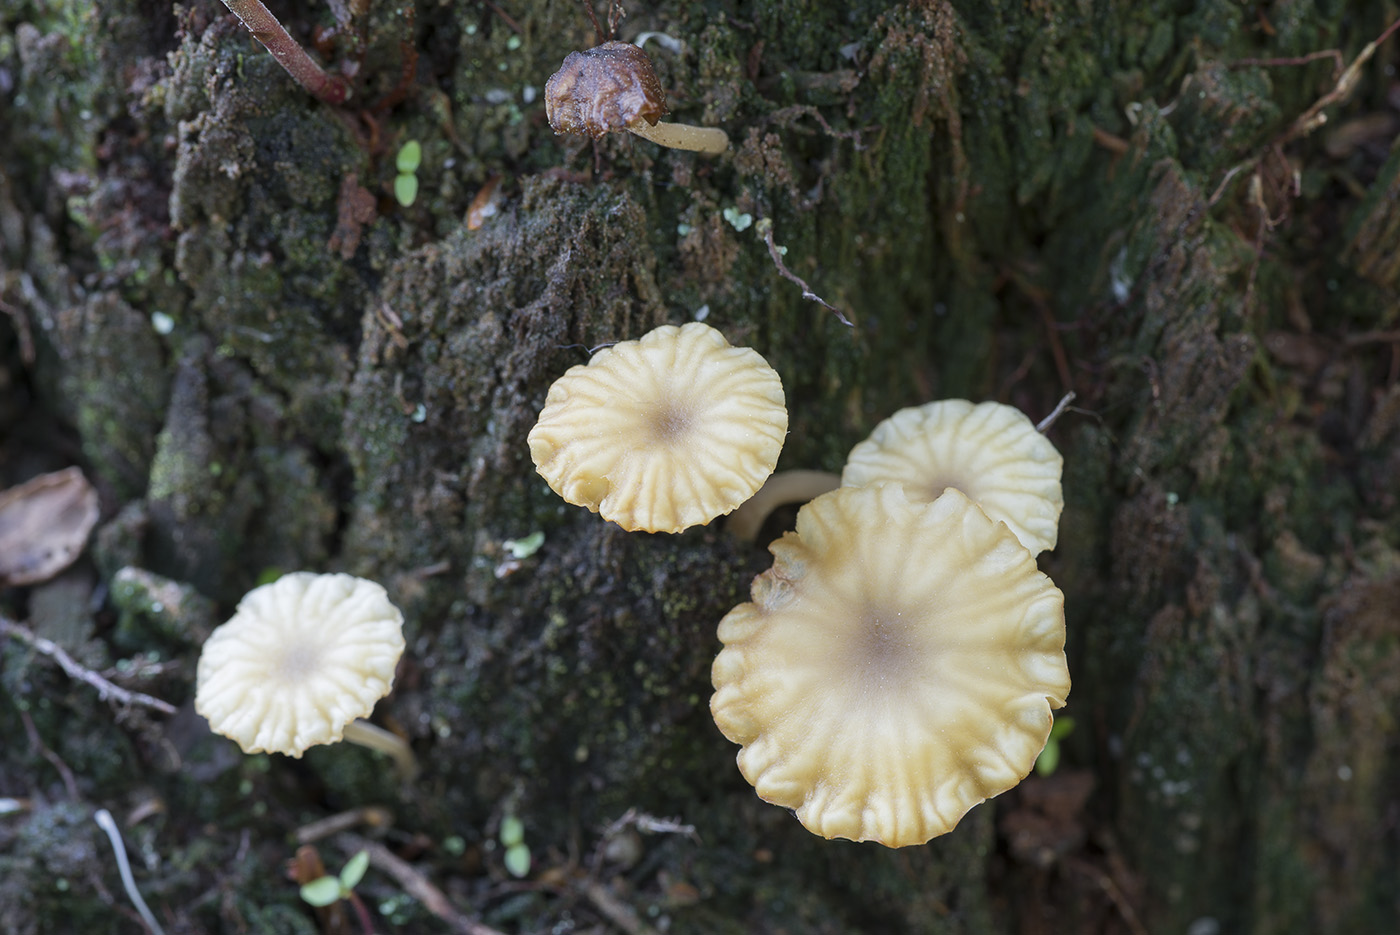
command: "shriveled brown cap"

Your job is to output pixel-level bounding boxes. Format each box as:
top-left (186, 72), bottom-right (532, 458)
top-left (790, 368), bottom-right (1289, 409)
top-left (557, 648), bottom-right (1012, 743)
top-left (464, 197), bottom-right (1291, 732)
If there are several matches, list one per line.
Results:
top-left (711, 484), bottom-right (1070, 847)
top-left (195, 573), bottom-right (405, 757)
top-left (545, 41), bottom-right (668, 139)
top-left (842, 399), bottom-right (1064, 555)
top-left (528, 322), bottom-right (787, 534)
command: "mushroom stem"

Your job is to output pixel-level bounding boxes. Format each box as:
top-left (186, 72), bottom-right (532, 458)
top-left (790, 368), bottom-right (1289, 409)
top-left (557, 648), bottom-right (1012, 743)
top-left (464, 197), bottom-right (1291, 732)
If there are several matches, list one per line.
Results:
top-left (342, 719), bottom-right (419, 783)
top-left (626, 119), bottom-right (730, 154)
top-left (727, 470), bottom-right (842, 544)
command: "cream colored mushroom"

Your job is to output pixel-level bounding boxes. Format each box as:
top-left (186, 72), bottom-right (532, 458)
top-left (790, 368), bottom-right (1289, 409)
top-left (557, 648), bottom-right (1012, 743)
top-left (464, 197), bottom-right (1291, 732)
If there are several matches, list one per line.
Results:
top-left (195, 572), bottom-right (409, 771)
top-left (842, 399), bottom-right (1064, 555)
top-left (527, 322), bottom-right (787, 533)
top-left (711, 484), bottom-right (1070, 847)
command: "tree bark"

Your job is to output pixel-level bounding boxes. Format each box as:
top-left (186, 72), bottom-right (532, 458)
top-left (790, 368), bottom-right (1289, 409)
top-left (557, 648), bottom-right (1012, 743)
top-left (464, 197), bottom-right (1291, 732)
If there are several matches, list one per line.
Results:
top-left (2, 0), bottom-right (1398, 933)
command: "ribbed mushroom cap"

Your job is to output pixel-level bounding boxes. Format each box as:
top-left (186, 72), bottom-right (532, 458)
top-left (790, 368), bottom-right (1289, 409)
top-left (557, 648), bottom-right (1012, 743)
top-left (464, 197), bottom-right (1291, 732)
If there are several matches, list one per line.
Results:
top-left (195, 572), bottom-right (405, 757)
top-left (527, 322), bottom-right (787, 533)
top-left (711, 484), bottom-right (1070, 847)
top-left (842, 399), bottom-right (1064, 555)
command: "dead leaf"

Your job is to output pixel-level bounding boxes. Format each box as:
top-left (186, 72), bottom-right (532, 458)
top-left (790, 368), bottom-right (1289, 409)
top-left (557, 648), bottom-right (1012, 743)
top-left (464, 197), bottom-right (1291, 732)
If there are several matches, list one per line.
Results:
top-left (0, 467), bottom-right (100, 586)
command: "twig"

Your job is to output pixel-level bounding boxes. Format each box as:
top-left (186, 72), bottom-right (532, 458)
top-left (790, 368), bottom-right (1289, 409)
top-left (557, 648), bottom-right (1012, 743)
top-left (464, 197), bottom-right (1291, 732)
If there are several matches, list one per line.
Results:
top-left (756, 220), bottom-right (852, 327)
top-left (294, 806), bottom-right (394, 846)
top-left (1036, 392), bottom-right (1077, 433)
top-left (1209, 16), bottom-right (1400, 209)
top-left (0, 295), bottom-right (36, 365)
top-left (218, 0), bottom-right (352, 105)
top-left (95, 809), bottom-right (167, 935)
top-left (20, 709), bottom-right (80, 799)
top-left (1281, 16), bottom-right (1400, 143)
top-left (484, 0), bottom-right (523, 35)
top-left (336, 833), bottom-right (507, 935)
top-left (1230, 48), bottom-right (1344, 75)
top-left (0, 617), bottom-right (177, 716)
top-left (1090, 125), bottom-right (1130, 155)
top-left (582, 880), bottom-right (660, 935)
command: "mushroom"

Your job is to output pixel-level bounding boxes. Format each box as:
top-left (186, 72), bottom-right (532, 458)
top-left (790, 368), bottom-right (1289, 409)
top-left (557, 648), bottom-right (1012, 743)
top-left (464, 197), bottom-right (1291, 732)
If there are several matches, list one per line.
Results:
top-left (195, 572), bottom-right (416, 779)
top-left (842, 399), bottom-right (1064, 555)
top-left (544, 41), bottom-right (730, 155)
top-left (711, 484), bottom-right (1071, 847)
top-left (528, 322), bottom-right (787, 534)
top-left (725, 469), bottom-right (841, 544)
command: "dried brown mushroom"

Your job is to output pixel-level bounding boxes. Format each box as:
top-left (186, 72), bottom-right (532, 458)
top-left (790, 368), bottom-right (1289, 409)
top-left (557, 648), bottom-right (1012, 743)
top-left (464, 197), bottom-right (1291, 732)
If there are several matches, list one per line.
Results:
top-left (528, 322), bottom-right (787, 534)
top-left (545, 41), bottom-right (730, 154)
top-left (711, 484), bottom-right (1071, 847)
top-left (0, 467), bottom-right (100, 586)
top-left (196, 572), bottom-right (413, 774)
top-left (842, 399), bottom-right (1064, 555)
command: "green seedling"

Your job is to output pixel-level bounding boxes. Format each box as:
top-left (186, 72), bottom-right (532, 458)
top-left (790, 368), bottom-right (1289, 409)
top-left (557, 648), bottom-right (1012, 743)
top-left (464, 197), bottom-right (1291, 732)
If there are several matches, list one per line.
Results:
top-left (500, 815), bottom-right (531, 878)
top-left (1034, 715), bottom-right (1076, 777)
top-left (394, 140), bottom-right (422, 207)
top-left (300, 849), bottom-right (369, 907)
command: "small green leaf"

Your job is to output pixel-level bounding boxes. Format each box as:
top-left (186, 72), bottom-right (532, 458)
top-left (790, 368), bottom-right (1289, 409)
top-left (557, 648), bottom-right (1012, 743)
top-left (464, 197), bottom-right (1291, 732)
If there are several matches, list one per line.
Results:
top-left (300, 876), bottom-right (343, 907)
top-left (503, 532), bottom-right (545, 560)
top-left (1048, 715), bottom-right (1076, 742)
top-left (1034, 738), bottom-right (1061, 776)
top-left (394, 173), bottom-right (419, 207)
top-left (500, 815), bottom-right (525, 848)
top-left (503, 843), bottom-right (531, 878)
top-left (396, 140), bottom-right (422, 174)
top-left (340, 850), bottom-right (369, 890)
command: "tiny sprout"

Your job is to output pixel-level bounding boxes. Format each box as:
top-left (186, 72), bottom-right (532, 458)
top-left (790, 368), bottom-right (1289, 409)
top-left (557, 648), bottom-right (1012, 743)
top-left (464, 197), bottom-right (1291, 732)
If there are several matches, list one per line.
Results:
top-left (395, 140), bottom-right (422, 174)
top-left (300, 849), bottom-right (370, 907)
top-left (394, 140), bottom-right (422, 207)
top-left (1034, 715), bottom-right (1076, 777)
top-left (394, 173), bottom-right (419, 207)
top-left (722, 207), bottom-right (753, 232)
top-left (503, 531), bottom-right (545, 560)
top-left (500, 815), bottom-right (531, 878)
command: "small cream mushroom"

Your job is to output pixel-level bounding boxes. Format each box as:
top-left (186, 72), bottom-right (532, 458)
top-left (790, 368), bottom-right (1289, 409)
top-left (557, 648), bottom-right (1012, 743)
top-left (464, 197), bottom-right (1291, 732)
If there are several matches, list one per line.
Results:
top-left (195, 572), bottom-right (415, 779)
top-left (544, 41), bottom-right (730, 155)
top-left (528, 322), bottom-right (787, 534)
top-left (711, 484), bottom-right (1071, 847)
top-left (842, 399), bottom-right (1064, 555)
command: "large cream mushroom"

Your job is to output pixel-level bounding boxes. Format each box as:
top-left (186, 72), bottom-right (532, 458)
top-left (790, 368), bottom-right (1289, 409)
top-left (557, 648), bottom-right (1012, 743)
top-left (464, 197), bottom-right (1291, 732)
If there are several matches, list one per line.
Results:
top-left (527, 322), bottom-right (787, 534)
top-left (196, 572), bottom-right (412, 775)
top-left (842, 399), bottom-right (1064, 555)
top-left (711, 484), bottom-right (1070, 847)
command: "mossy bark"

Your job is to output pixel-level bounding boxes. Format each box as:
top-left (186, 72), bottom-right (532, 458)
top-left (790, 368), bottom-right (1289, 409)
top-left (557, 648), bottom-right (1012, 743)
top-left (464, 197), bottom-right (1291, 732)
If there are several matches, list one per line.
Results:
top-left (2, 0), bottom-right (1398, 933)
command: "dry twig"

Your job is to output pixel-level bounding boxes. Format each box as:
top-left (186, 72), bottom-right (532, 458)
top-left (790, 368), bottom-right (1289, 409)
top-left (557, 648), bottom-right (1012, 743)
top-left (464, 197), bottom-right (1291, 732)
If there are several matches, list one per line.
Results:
top-left (335, 833), bottom-right (507, 935)
top-left (0, 617), bottom-right (177, 716)
top-left (757, 219), bottom-right (852, 327)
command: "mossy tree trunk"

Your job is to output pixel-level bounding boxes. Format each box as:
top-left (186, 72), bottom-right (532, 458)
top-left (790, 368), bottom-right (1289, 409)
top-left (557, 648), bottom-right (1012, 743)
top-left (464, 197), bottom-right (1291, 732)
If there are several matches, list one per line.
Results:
top-left (2, 0), bottom-right (1398, 932)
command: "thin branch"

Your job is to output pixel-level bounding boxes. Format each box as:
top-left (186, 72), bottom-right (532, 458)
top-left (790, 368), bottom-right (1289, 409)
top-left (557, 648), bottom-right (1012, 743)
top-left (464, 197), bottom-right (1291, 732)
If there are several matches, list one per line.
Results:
top-left (336, 833), bottom-right (507, 935)
top-left (219, 0), bottom-right (351, 105)
top-left (757, 220), bottom-right (852, 327)
top-left (0, 617), bottom-right (177, 716)
top-left (1229, 48), bottom-right (1344, 75)
top-left (21, 709), bottom-right (80, 799)
top-left (1036, 392), bottom-right (1077, 433)
top-left (1281, 16), bottom-right (1400, 143)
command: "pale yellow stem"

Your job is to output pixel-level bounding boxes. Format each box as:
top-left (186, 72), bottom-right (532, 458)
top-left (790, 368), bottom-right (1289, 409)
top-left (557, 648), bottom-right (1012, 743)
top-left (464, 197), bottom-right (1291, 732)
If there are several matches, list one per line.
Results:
top-left (627, 120), bottom-right (730, 154)
top-left (342, 719), bottom-right (419, 783)
top-left (727, 470), bottom-right (842, 544)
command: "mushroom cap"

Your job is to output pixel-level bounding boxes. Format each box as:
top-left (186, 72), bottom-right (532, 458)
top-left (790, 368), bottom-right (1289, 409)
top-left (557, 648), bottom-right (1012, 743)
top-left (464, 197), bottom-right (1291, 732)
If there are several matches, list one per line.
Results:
top-left (711, 484), bottom-right (1070, 847)
top-left (527, 322), bottom-right (787, 533)
top-left (195, 572), bottom-right (405, 758)
top-left (842, 399), bottom-right (1064, 555)
top-left (544, 41), bottom-right (668, 139)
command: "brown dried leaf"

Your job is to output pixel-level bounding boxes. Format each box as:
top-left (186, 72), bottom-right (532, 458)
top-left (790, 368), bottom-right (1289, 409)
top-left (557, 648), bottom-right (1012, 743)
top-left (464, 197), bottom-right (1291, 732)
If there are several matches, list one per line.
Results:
top-left (0, 467), bottom-right (100, 586)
